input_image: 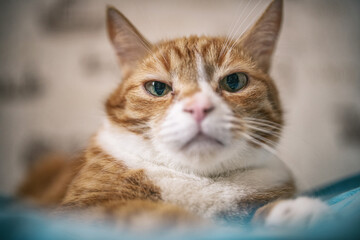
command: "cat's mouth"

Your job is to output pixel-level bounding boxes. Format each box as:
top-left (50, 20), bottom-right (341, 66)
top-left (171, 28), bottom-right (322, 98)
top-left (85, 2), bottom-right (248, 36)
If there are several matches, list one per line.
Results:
top-left (181, 132), bottom-right (224, 150)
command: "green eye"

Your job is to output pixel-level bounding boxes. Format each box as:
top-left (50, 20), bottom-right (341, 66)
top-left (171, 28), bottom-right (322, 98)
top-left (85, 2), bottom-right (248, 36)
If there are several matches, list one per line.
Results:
top-left (220, 72), bottom-right (248, 92)
top-left (144, 81), bottom-right (172, 97)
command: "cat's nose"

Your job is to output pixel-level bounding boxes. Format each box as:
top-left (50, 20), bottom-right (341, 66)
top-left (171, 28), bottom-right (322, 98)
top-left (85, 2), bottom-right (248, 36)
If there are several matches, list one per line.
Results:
top-left (183, 92), bottom-right (214, 123)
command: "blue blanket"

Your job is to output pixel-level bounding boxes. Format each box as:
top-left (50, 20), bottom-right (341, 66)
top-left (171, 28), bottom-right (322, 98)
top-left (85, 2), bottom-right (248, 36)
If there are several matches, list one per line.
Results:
top-left (1, 174), bottom-right (360, 239)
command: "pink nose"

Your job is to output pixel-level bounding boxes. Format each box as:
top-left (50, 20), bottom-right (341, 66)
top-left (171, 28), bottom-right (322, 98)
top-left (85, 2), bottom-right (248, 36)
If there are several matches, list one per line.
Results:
top-left (183, 93), bottom-right (214, 123)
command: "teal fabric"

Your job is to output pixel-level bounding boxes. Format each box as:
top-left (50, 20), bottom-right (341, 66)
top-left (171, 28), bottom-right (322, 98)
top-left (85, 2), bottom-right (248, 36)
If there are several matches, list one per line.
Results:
top-left (1, 174), bottom-right (360, 239)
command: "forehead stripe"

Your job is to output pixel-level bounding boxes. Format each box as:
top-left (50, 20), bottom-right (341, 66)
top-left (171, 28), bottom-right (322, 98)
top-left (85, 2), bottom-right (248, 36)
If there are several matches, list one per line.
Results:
top-left (195, 52), bottom-right (207, 83)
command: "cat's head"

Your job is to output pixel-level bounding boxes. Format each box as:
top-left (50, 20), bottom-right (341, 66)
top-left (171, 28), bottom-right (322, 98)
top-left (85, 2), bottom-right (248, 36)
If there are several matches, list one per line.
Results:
top-left (104, 0), bottom-right (283, 176)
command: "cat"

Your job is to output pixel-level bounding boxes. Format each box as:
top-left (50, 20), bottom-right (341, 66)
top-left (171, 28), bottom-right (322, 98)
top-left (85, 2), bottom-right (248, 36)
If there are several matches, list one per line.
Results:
top-left (18, 0), bottom-right (329, 230)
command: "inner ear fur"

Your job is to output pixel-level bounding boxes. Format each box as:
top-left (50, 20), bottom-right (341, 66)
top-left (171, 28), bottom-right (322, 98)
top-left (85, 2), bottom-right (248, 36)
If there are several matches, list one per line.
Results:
top-left (107, 7), bottom-right (151, 77)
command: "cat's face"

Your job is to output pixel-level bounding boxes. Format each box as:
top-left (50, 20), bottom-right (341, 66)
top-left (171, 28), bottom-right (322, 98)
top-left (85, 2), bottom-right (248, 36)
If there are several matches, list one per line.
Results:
top-left (105, 0), bottom-right (283, 176)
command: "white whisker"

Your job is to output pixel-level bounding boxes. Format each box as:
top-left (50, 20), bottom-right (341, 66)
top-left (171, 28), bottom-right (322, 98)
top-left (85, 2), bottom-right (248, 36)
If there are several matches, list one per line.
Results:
top-left (224, 0), bottom-right (263, 57)
top-left (219, 0), bottom-right (250, 59)
top-left (243, 120), bottom-right (282, 131)
top-left (247, 131), bottom-right (279, 148)
top-left (241, 132), bottom-right (278, 156)
top-left (243, 121), bottom-right (282, 132)
top-left (245, 124), bottom-right (282, 138)
top-left (243, 117), bottom-right (283, 127)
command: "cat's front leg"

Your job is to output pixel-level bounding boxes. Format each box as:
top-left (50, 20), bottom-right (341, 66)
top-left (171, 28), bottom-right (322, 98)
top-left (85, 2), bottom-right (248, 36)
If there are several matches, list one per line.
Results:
top-left (253, 197), bottom-right (332, 228)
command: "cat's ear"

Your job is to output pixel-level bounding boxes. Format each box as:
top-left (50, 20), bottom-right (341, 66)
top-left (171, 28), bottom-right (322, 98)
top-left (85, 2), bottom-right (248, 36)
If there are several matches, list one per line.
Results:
top-left (107, 7), bottom-right (151, 76)
top-left (239, 0), bottom-right (282, 73)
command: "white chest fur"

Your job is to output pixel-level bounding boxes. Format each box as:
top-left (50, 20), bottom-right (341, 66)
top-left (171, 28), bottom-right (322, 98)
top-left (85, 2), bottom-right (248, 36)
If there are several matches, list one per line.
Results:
top-left (96, 120), bottom-right (292, 218)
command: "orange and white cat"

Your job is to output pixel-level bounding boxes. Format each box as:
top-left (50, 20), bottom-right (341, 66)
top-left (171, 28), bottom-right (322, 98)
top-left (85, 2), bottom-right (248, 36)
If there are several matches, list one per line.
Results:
top-left (18, 0), bottom-right (329, 230)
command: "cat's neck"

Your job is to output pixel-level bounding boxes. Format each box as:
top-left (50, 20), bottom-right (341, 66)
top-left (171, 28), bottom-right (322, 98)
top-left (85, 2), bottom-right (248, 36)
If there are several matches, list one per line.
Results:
top-left (95, 119), bottom-right (294, 218)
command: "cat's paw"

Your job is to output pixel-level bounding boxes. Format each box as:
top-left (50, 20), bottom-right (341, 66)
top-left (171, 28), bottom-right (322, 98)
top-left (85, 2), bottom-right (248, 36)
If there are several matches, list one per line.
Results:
top-left (263, 197), bottom-right (331, 229)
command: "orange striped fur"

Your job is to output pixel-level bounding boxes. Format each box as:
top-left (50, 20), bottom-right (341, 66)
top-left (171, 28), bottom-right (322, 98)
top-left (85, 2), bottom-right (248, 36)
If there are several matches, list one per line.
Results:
top-left (18, 0), bottom-right (297, 230)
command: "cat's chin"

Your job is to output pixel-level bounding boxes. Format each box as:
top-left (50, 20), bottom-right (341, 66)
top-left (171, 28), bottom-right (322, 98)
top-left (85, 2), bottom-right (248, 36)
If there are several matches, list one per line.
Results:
top-left (156, 137), bottom-right (256, 176)
top-left (180, 133), bottom-right (224, 151)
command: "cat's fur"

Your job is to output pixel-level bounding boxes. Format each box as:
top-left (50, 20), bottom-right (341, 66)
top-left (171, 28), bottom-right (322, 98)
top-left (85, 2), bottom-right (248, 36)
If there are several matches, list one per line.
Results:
top-left (18, 0), bottom-right (329, 230)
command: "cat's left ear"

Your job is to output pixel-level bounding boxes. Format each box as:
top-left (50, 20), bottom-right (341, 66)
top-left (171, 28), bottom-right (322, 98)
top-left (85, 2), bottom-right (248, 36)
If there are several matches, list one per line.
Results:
top-left (107, 7), bottom-right (151, 77)
top-left (239, 0), bottom-right (282, 73)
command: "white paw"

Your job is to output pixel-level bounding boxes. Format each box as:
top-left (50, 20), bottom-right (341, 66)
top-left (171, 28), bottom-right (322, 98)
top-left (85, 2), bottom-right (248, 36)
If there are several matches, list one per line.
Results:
top-left (265, 197), bottom-right (331, 228)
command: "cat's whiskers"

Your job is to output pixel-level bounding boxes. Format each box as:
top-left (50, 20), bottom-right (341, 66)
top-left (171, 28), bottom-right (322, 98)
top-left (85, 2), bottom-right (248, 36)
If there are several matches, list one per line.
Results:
top-left (220, 0), bottom-right (254, 60)
top-left (223, 0), bottom-right (263, 58)
top-left (245, 125), bottom-right (282, 138)
top-left (223, 114), bottom-right (282, 131)
top-left (230, 123), bottom-right (280, 142)
top-left (238, 118), bottom-right (283, 140)
top-left (247, 131), bottom-right (279, 148)
top-left (243, 117), bottom-right (283, 127)
top-left (241, 132), bottom-right (278, 156)
top-left (224, 115), bottom-right (281, 156)
top-left (242, 121), bottom-right (282, 133)
top-left (219, 0), bottom-right (249, 60)
top-left (242, 120), bottom-right (282, 131)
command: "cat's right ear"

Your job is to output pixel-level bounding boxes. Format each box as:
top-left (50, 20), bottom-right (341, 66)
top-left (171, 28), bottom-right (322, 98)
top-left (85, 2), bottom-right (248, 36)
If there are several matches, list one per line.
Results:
top-left (107, 7), bottom-right (151, 76)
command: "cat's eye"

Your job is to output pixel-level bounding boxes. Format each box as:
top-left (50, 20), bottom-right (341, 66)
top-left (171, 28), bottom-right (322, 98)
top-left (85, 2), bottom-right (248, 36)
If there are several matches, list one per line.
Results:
top-left (220, 73), bottom-right (248, 92)
top-left (144, 81), bottom-right (172, 97)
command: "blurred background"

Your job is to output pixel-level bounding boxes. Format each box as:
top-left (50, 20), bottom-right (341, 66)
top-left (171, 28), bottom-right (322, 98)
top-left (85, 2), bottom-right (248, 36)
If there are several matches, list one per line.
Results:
top-left (0, 0), bottom-right (359, 195)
